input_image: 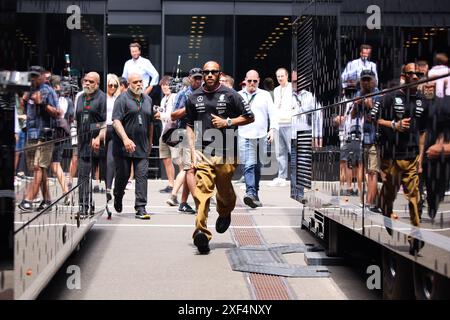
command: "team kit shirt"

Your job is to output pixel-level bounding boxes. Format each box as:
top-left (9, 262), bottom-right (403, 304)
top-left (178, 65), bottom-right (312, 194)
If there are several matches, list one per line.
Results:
top-left (75, 89), bottom-right (106, 158)
top-left (375, 90), bottom-right (427, 160)
top-left (186, 84), bottom-right (254, 158)
top-left (112, 89), bottom-right (154, 158)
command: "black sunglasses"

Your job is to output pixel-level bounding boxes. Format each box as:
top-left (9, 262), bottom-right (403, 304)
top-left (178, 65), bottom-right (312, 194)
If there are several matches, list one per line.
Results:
top-left (108, 83), bottom-right (118, 88)
top-left (202, 69), bottom-right (220, 75)
top-left (405, 71), bottom-right (424, 77)
top-left (247, 79), bottom-right (258, 84)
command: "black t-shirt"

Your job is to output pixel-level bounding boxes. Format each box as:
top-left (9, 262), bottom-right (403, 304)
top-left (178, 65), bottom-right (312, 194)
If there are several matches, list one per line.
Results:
top-left (112, 89), bottom-right (154, 158)
top-left (424, 96), bottom-right (450, 150)
top-left (186, 84), bottom-right (253, 158)
top-left (76, 90), bottom-right (106, 158)
top-left (376, 90), bottom-right (427, 160)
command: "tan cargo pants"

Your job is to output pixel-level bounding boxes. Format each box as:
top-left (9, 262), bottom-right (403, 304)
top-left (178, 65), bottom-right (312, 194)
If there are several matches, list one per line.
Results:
top-left (192, 151), bottom-right (238, 240)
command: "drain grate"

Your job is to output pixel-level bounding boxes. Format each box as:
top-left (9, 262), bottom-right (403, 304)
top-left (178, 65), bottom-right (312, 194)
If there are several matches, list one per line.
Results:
top-left (226, 244), bottom-right (330, 278)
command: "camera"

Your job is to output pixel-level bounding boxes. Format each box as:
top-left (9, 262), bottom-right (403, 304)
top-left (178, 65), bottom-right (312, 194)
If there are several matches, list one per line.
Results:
top-left (0, 70), bottom-right (31, 93)
top-left (169, 77), bottom-right (184, 94)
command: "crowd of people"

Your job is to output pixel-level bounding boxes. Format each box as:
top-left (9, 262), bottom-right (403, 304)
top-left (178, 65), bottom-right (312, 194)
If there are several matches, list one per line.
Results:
top-left (336, 45), bottom-right (450, 254)
top-left (12, 40), bottom-right (450, 255)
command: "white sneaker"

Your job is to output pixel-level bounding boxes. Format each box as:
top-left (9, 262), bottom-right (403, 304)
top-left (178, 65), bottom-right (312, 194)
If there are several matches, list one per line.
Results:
top-left (267, 178), bottom-right (286, 187)
top-left (126, 180), bottom-right (134, 190)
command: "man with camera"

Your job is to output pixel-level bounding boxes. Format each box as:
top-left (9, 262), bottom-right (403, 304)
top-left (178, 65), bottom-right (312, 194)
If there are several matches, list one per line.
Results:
top-left (350, 70), bottom-right (380, 209)
top-left (169, 67), bottom-right (203, 214)
top-left (18, 66), bottom-right (60, 212)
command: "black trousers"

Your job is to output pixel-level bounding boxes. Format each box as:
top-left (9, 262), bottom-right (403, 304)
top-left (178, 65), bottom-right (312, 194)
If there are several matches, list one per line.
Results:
top-left (105, 126), bottom-right (115, 190)
top-left (114, 156), bottom-right (148, 210)
top-left (78, 156), bottom-right (93, 212)
top-left (424, 157), bottom-right (450, 217)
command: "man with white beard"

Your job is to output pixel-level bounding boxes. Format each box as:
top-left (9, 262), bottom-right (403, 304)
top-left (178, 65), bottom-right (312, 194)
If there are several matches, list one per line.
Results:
top-left (75, 72), bottom-right (106, 216)
top-left (112, 73), bottom-right (154, 219)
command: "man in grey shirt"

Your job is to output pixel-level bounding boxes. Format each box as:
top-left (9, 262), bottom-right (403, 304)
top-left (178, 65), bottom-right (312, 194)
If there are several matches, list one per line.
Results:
top-left (112, 73), bottom-right (154, 219)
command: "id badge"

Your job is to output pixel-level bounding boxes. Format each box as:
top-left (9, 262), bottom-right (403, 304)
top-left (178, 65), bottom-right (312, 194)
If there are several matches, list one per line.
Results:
top-left (138, 114), bottom-right (143, 126)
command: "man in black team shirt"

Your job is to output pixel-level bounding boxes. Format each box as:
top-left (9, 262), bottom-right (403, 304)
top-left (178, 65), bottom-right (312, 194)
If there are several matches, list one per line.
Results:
top-left (112, 73), bottom-right (154, 219)
top-left (375, 62), bottom-right (427, 255)
top-left (186, 61), bottom-right (254, 254)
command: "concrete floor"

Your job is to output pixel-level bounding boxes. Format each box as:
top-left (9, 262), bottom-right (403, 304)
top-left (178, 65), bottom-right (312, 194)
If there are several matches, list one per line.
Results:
top-left (38, 179), bottom-right (380, 300)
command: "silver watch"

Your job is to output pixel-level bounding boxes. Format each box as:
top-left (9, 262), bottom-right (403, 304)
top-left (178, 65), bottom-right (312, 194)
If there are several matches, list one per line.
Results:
top-left (226, 117), bottom-right (233, 127)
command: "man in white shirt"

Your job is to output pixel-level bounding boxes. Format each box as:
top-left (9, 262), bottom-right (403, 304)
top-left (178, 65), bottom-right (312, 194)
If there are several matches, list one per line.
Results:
top-left (428, 53), bottom-right (450, 98)
top-left (238, 70), bottom-right (278, 207)
top-left (270, 67), bottom-right (293, 186)
top-left (341, 44), bottom-right (378, 90)
top-left (122, 42), bottom-right (159, 95)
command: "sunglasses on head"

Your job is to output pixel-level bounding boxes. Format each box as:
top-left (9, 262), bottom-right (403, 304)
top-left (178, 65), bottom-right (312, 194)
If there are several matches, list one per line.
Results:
top-left (247, 79), bottom-right (258, 84)
top-left (201, 69), bottom-right (220, 75)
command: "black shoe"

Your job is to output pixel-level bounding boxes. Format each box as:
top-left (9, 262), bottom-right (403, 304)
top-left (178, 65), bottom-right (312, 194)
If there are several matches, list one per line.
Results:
top-left (93, 185), bottom-right (100, 193)
top-left (178, 202), bottom-right (196, 214)
top-left (37, 200), bottom-right (52, 211)
top-left (428, 206), bottom-right (437, 220)
top-left (243, 194), bottom-right (258, 209)
top-left (193, 231), bottom-right (210, 254)
top-left (159, 185), bottom-right (173, 193)
top-left (18, 200), bottom-right (33, 212)
top-left (254, 197), bottom-right (263, 207)
top-left (409, 238), bottom-right (425, 255)
top-left (350, 189), bottom-right (359, 196)
top-left (79, 206), bottom-right (89, 218)
top-left (368, 206), bottom-right (382, 214)
top-left (135, 207), bottom-right (151, 220)
top-left (106, 191), bottom-right (112, 202)
top-left (114, 197), bottom-right (122, 213)
top-left (215, 215), bottom-right (231, 234)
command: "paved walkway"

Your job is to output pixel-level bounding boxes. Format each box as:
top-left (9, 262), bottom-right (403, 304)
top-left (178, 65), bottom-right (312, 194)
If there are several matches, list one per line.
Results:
top-left (38, 179), bottom-right (379, 300)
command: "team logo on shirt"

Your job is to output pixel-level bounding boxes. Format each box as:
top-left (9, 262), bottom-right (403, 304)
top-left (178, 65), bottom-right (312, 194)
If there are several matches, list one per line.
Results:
top-left (218, 94), bottom-right (225, 103)
top-left (395, 97), bottom-right (403, 105)
top-left (197, 96), bottom-right (204, 102)
top-left (416, 100), bottom-right (422, 107)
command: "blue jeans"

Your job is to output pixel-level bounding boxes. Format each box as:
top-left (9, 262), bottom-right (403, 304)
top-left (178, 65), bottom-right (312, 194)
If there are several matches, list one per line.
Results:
top-left (275, 126), bottom-right (291, 179)
top-left (239, 136), bottom-right (267, 198)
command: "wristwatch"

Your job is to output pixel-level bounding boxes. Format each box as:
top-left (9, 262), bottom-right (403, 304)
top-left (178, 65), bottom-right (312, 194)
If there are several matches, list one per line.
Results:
top-left (226, 117), bottom-right (233, 127)
top-left (391, 120), bottom-right (396, 131)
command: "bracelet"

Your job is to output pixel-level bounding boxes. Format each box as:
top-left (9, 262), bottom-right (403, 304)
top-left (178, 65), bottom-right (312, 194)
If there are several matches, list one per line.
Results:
top-left (391, 120), bottom-right (396, 131)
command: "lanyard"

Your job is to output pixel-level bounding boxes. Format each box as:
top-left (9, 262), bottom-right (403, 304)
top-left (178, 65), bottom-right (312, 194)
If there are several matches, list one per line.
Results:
top-left (244, 91), bottom-right (257, 107)
top-left (134, 97), bottom-right (143, 112)
top-left (83, 95), bottom-right (92, 111)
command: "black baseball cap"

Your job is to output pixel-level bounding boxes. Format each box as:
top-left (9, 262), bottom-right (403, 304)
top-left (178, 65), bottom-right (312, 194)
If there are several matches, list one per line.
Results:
top-left (29, 65), bottom-right (44, 77)
top-left (360, 69), bottom-right (376, 80)
top-left (189, 68), bottom-right (202, 77)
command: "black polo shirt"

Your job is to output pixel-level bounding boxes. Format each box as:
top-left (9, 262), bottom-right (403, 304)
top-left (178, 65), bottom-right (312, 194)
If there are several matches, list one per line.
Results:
top-left (377, 89), bottom-right (427, 160)
top-left (186, 84), bottom-right (253, 158)
top-left (76, 89), bottom-right (106, 158)
top-left (112, 89), bottom-right (154, 158)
